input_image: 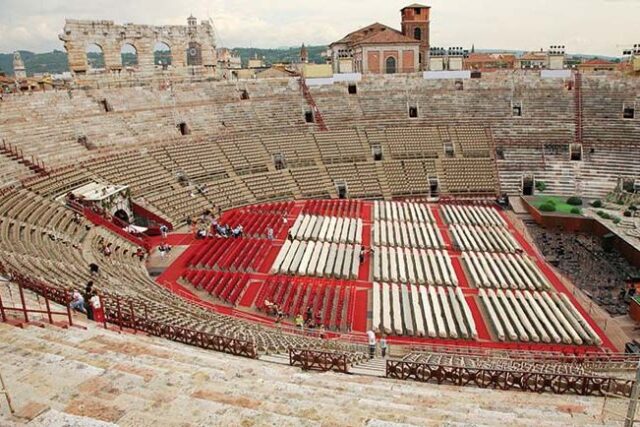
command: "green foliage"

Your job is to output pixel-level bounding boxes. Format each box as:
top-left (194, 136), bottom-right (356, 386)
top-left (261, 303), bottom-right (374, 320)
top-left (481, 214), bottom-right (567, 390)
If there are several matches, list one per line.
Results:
top-left (613, 218), bottom-right (621, 225)
top-left (539, 202), bottom-right (556, 212)
top-left (591, 200), bottom-right (603, 208)
top-left (0, 50), bottom-right (70, 77)
top-left (234, 45), bottom-right (328, 67)
top-left (566, 196), bottom-right (583, 206)
top-left (570, 207), bottom-right (581, 215)
top-left (597, 210), bottom-right (610, 219)
top-left (629, 205), bottom-right (637, 212)
top-left (617, 199), bottom-right (625, 205)
top-left (535, 181), bottom-right (547, 192)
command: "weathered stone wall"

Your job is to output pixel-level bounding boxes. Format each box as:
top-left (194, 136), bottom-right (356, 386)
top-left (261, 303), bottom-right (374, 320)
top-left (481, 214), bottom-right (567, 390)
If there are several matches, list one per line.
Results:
top-left (59, 17), bottom-right (217, 75)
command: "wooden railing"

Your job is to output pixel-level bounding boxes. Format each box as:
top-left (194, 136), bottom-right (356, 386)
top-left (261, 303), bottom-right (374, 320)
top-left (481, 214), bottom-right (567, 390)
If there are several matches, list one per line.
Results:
top-left (386, 359), bottom-right (635, 397)
top-left (289, 348), bottom-right (349, 373)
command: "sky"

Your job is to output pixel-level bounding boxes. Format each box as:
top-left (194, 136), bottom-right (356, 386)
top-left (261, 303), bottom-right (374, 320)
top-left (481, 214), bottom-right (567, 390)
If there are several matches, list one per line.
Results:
top-left (1, 0), bottom-right (639, 56)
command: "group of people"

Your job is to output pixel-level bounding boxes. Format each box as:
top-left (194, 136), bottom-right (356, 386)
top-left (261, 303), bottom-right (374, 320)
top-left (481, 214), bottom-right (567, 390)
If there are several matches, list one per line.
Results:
top-left (367, 330), bottom-right (388, 359)
top-left (69, 281), bottom-right (104, 322)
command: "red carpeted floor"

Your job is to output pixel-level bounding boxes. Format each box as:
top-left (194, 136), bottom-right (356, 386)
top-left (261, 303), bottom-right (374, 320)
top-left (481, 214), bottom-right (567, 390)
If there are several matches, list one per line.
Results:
top-left (148, 201), bottom-right (615, 354)
top-left (146, 233), bottom-right (199, 248)
top-left (239, 280), bottom-right (264, 307)
top-left (351, 287), bottom-right (369, 332)
top-left (257, 243), bottom-right (282, 274)
top-left (450, 256), bottom-right (471, 289)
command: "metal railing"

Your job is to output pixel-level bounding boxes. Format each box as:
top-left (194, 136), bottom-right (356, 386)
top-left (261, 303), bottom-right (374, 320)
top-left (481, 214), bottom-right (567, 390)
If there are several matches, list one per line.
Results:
top-left (0, 266), bottom-right (258, 360)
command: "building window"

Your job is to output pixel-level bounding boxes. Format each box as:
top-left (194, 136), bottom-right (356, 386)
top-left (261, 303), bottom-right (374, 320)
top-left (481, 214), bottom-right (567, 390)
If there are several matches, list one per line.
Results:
top-left (348, 84), bottom-right (357, 95)
top-left (408, 106), bottom-right (418, 118)
top-left (414, 28), bottom-right (422, 41)
top-left (385, 57), bottom-right (397, 74)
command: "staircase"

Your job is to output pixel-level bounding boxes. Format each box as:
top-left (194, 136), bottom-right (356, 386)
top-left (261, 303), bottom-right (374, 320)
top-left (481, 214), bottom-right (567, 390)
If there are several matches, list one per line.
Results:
top-left (299, 77), bottom-right (328, 132)
top-left (350, 356), bottom-right (387, 377)
top-left (0, 139), bottom-right (48, 176)
top-left (574, 72), bottom-right (583, 144)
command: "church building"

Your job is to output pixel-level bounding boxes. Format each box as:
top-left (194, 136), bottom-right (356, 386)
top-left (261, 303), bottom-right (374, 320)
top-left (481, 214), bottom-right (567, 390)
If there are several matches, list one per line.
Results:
top-left (329, 4), bottom-right (431, 74)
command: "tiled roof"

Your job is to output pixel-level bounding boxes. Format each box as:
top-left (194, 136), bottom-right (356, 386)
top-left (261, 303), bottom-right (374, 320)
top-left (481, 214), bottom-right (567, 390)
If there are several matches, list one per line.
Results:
top-left (580, 58), bottom-right (615, 66)
top-left (332, 22), bottom-right (419, 47)
top-left (401, 3), bottom-right (431, 10)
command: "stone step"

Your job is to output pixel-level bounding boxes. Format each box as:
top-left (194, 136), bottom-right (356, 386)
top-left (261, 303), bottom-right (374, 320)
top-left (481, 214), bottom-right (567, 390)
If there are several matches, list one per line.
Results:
top-left (0, 320), bottom-right (627, 426)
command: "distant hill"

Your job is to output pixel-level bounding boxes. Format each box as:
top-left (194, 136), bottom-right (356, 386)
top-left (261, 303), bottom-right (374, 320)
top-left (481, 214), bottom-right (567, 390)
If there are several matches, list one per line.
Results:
top-left (0, 50), bottom-right (69, 76)
top-left (232, 45), bottom-right (327, 67)
top-left (0, 46), bottom-right (329, 76)
top-left (0, 46), bottom-right (622, 77)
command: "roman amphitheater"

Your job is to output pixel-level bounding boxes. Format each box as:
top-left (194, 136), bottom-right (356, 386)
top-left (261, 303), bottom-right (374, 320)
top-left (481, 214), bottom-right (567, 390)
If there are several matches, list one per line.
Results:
top-left (2, 8), bottom-right (640, 427)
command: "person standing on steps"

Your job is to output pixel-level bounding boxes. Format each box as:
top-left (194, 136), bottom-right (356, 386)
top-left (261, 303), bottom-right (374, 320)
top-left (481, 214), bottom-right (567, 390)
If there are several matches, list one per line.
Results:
top-left (367, 329), bottom-right (377, 359)
top-left (380, 334), bottom-right (388, 358)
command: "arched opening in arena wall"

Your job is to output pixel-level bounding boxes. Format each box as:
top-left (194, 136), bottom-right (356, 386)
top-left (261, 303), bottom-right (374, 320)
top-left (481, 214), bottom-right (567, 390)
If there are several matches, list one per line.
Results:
top-left (385, 56), bottom-right (397, 74)
top-left (429, 176), bottom-right (439, 197)
top-left (623, 103), bottom-right (635, 119)
top-left (372, 145), bottom-right (383, 161)
top-left (121, 43), bottom-right (139, 68)
top-left (114, 209), bottom-right (130, 223)
top-left (522, 175), bottom-right (535, 196)
top-left (273, 153), bottom-right (286, 170)
top-left (177, 122), bottom-right (190, 136)
top-left (570, 143), bottom-right (583, 161)
top-left (86, 43), bottom-right (105, 71)
top-left (153, 41), bottom-right (172, 68)
top-left (304, 110), bottom-right (314, 123)
top-left (336, 181), bottom-right (348, 199)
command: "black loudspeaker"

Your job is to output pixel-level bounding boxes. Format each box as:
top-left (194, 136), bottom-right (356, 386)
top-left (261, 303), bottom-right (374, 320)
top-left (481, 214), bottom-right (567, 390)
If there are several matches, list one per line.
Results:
top-left (602, 233), bottom-right (615, 252)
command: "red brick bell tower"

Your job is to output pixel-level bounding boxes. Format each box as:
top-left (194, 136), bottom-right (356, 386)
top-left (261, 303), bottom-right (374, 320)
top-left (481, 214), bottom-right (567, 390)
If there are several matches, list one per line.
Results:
top-left (401, 4), bottom-right (431, 70)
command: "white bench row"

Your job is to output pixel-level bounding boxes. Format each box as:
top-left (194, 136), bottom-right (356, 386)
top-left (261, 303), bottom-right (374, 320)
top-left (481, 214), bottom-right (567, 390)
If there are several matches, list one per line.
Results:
top-left (372, 220), bottom-right (443, 249)
top-left (450, 224), bottom-right (520, 253)
top-left (372, 247), bottom-right (459, 286)
top-left (372, 282), bottom-right (478, 339)
top-left (441, 204), bottom-right (506, 228)
top-left (289, 214), bottom-right (363, 245)
top-left (462, 252), bottom-right (550, 291)
top-left (479, 289), bottom-right (602, 346)
top-left (373, 200), bottom-right (435, 224)
top-left (270, 239), bottom-right (361, 280)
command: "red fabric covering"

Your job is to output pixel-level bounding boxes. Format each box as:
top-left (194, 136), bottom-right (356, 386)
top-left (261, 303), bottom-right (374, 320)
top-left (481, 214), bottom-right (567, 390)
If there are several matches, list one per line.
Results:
top-left (145, 233), bottom-right (199, 248)
top-left (150, 200), bottom-right (614, 354)
top-left (351, 287), bottom-right (369, 332)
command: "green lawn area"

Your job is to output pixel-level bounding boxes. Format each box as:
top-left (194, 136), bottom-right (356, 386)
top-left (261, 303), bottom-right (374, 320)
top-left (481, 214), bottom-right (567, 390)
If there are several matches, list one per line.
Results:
top-left (530, 195), bottom-right (583, 215)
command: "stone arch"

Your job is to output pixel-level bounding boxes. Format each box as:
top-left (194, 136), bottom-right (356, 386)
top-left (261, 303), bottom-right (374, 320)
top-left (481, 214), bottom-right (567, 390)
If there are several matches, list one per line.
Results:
top-left (385, 56), bottom-right (397, 74)
top-left (86, 43), bottom-right (105, 70)
top-left (120, 42), bottom-right (139, 68)
top-left (153, 41), bottom-right (172, 67)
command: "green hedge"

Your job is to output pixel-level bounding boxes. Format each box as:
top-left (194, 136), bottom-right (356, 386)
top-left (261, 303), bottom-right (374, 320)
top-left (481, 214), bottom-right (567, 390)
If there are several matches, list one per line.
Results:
top-left (570, 207), bottom-right (581, 215)
top-left (539, 202), bottom-right (557, 212)
top-left (592, 200), bottom-right (603, 208)
top-left (566, 196), bottom-right (583, 206)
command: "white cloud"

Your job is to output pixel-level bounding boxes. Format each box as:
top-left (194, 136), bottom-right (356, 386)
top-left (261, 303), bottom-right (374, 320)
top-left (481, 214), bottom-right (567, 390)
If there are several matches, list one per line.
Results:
top-left (0, 0), bottom-right (638, 55)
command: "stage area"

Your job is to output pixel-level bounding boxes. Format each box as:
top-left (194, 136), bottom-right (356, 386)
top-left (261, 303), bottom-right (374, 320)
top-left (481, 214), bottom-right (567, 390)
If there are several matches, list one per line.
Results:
top-left (152, 199), bottom-right (615, 354)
